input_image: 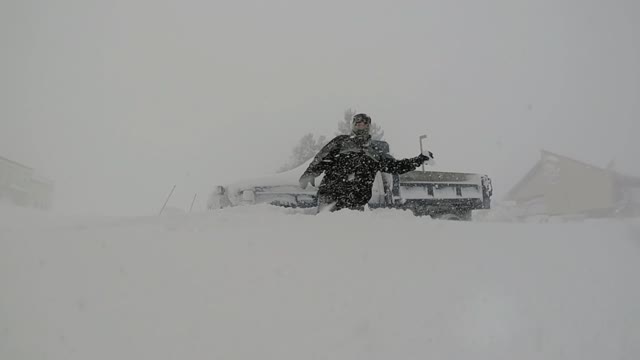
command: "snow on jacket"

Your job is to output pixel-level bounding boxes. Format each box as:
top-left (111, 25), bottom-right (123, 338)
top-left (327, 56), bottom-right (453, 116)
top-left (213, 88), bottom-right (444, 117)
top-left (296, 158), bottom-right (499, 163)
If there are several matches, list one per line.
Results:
top-left (300, 135), bottom-right (425, 209)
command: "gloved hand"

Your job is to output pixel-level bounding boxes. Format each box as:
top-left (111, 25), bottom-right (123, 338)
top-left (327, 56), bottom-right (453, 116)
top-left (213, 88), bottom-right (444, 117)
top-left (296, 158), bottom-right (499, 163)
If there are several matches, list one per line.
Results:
top-left (299, 174), bottom-right (316, 189)
top-left (420, 150), bottom-right (434, 162)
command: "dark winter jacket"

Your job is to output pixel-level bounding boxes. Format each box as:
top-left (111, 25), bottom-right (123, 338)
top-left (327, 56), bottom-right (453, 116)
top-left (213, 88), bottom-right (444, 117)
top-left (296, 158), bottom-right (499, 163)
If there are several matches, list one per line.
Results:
top-left (300, 135), bottom-right (427, 210)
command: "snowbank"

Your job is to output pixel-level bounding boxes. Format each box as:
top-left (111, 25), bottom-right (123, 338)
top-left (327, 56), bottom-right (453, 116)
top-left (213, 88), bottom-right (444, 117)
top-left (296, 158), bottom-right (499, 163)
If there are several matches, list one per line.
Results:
top-left (1, 206), bottom-right (639, 360)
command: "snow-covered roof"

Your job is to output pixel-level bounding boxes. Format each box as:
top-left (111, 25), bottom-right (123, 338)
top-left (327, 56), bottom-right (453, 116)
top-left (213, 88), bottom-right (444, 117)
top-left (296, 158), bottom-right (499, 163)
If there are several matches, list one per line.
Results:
top-left (0, 155), bottom-right (33, 170)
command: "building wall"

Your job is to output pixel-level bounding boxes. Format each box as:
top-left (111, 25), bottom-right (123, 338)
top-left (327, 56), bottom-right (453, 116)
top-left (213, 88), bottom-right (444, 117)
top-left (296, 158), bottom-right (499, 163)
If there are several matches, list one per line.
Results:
top-left (0, 157), bottom-right (33, 205)
top-left (507, 152), bottom-right (622, 216)
top-left (29, 177), bottom-right (55, 209)
top-left (508, 169), bottom-right (549, 202)
top-left (0, 157), bottom-right (53, 209)
top-left (544, 157), bottom-right (615, 215)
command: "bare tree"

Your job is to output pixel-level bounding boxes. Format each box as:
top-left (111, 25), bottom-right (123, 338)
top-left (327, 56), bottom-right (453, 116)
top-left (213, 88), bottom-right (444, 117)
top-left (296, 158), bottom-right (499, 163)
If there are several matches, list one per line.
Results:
top-left (278, 133), bottom-right (328, 172)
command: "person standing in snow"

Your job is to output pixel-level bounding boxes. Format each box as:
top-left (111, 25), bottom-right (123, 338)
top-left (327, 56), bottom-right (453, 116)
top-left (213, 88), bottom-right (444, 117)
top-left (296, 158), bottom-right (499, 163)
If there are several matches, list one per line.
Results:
top-left (299, 113), bottom-right (434, 212)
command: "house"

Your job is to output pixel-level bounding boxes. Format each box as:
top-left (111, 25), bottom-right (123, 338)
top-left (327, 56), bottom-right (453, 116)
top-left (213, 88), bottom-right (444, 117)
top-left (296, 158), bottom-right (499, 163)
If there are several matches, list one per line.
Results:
top-left (0, 156), bottom-right (54, 209)
top-left (505, 150), bottom-right (640, 217)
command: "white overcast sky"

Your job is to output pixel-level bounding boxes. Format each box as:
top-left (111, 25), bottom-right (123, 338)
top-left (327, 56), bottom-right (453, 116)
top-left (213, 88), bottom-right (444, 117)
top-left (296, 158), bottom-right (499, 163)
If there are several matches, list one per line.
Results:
top-left (1, 0), bottom-right (639, 215)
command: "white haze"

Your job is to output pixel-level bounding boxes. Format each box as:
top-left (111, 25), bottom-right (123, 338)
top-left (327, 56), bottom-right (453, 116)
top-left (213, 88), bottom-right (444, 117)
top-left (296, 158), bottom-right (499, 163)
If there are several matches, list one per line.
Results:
top-left (2, 0), bottom-right (639, 215)
top-left (2, 2), bottom-right (640, 358)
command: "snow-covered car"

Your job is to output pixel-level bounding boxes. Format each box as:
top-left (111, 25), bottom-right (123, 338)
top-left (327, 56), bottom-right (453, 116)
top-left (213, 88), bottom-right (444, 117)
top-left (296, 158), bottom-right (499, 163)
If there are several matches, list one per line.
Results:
top-left (207, 163), bottom-right (320, 210)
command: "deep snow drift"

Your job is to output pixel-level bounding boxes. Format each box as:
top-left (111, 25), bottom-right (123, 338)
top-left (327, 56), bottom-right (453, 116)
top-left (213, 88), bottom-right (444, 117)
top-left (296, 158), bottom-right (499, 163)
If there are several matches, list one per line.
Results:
top-left (1, 204), bottom-right (639, 360)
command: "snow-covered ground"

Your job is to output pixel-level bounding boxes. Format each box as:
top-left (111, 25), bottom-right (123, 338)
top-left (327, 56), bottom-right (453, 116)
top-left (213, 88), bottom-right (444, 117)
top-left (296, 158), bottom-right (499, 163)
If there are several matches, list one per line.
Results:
top-left (1, 204), bottom-right (639, 360)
